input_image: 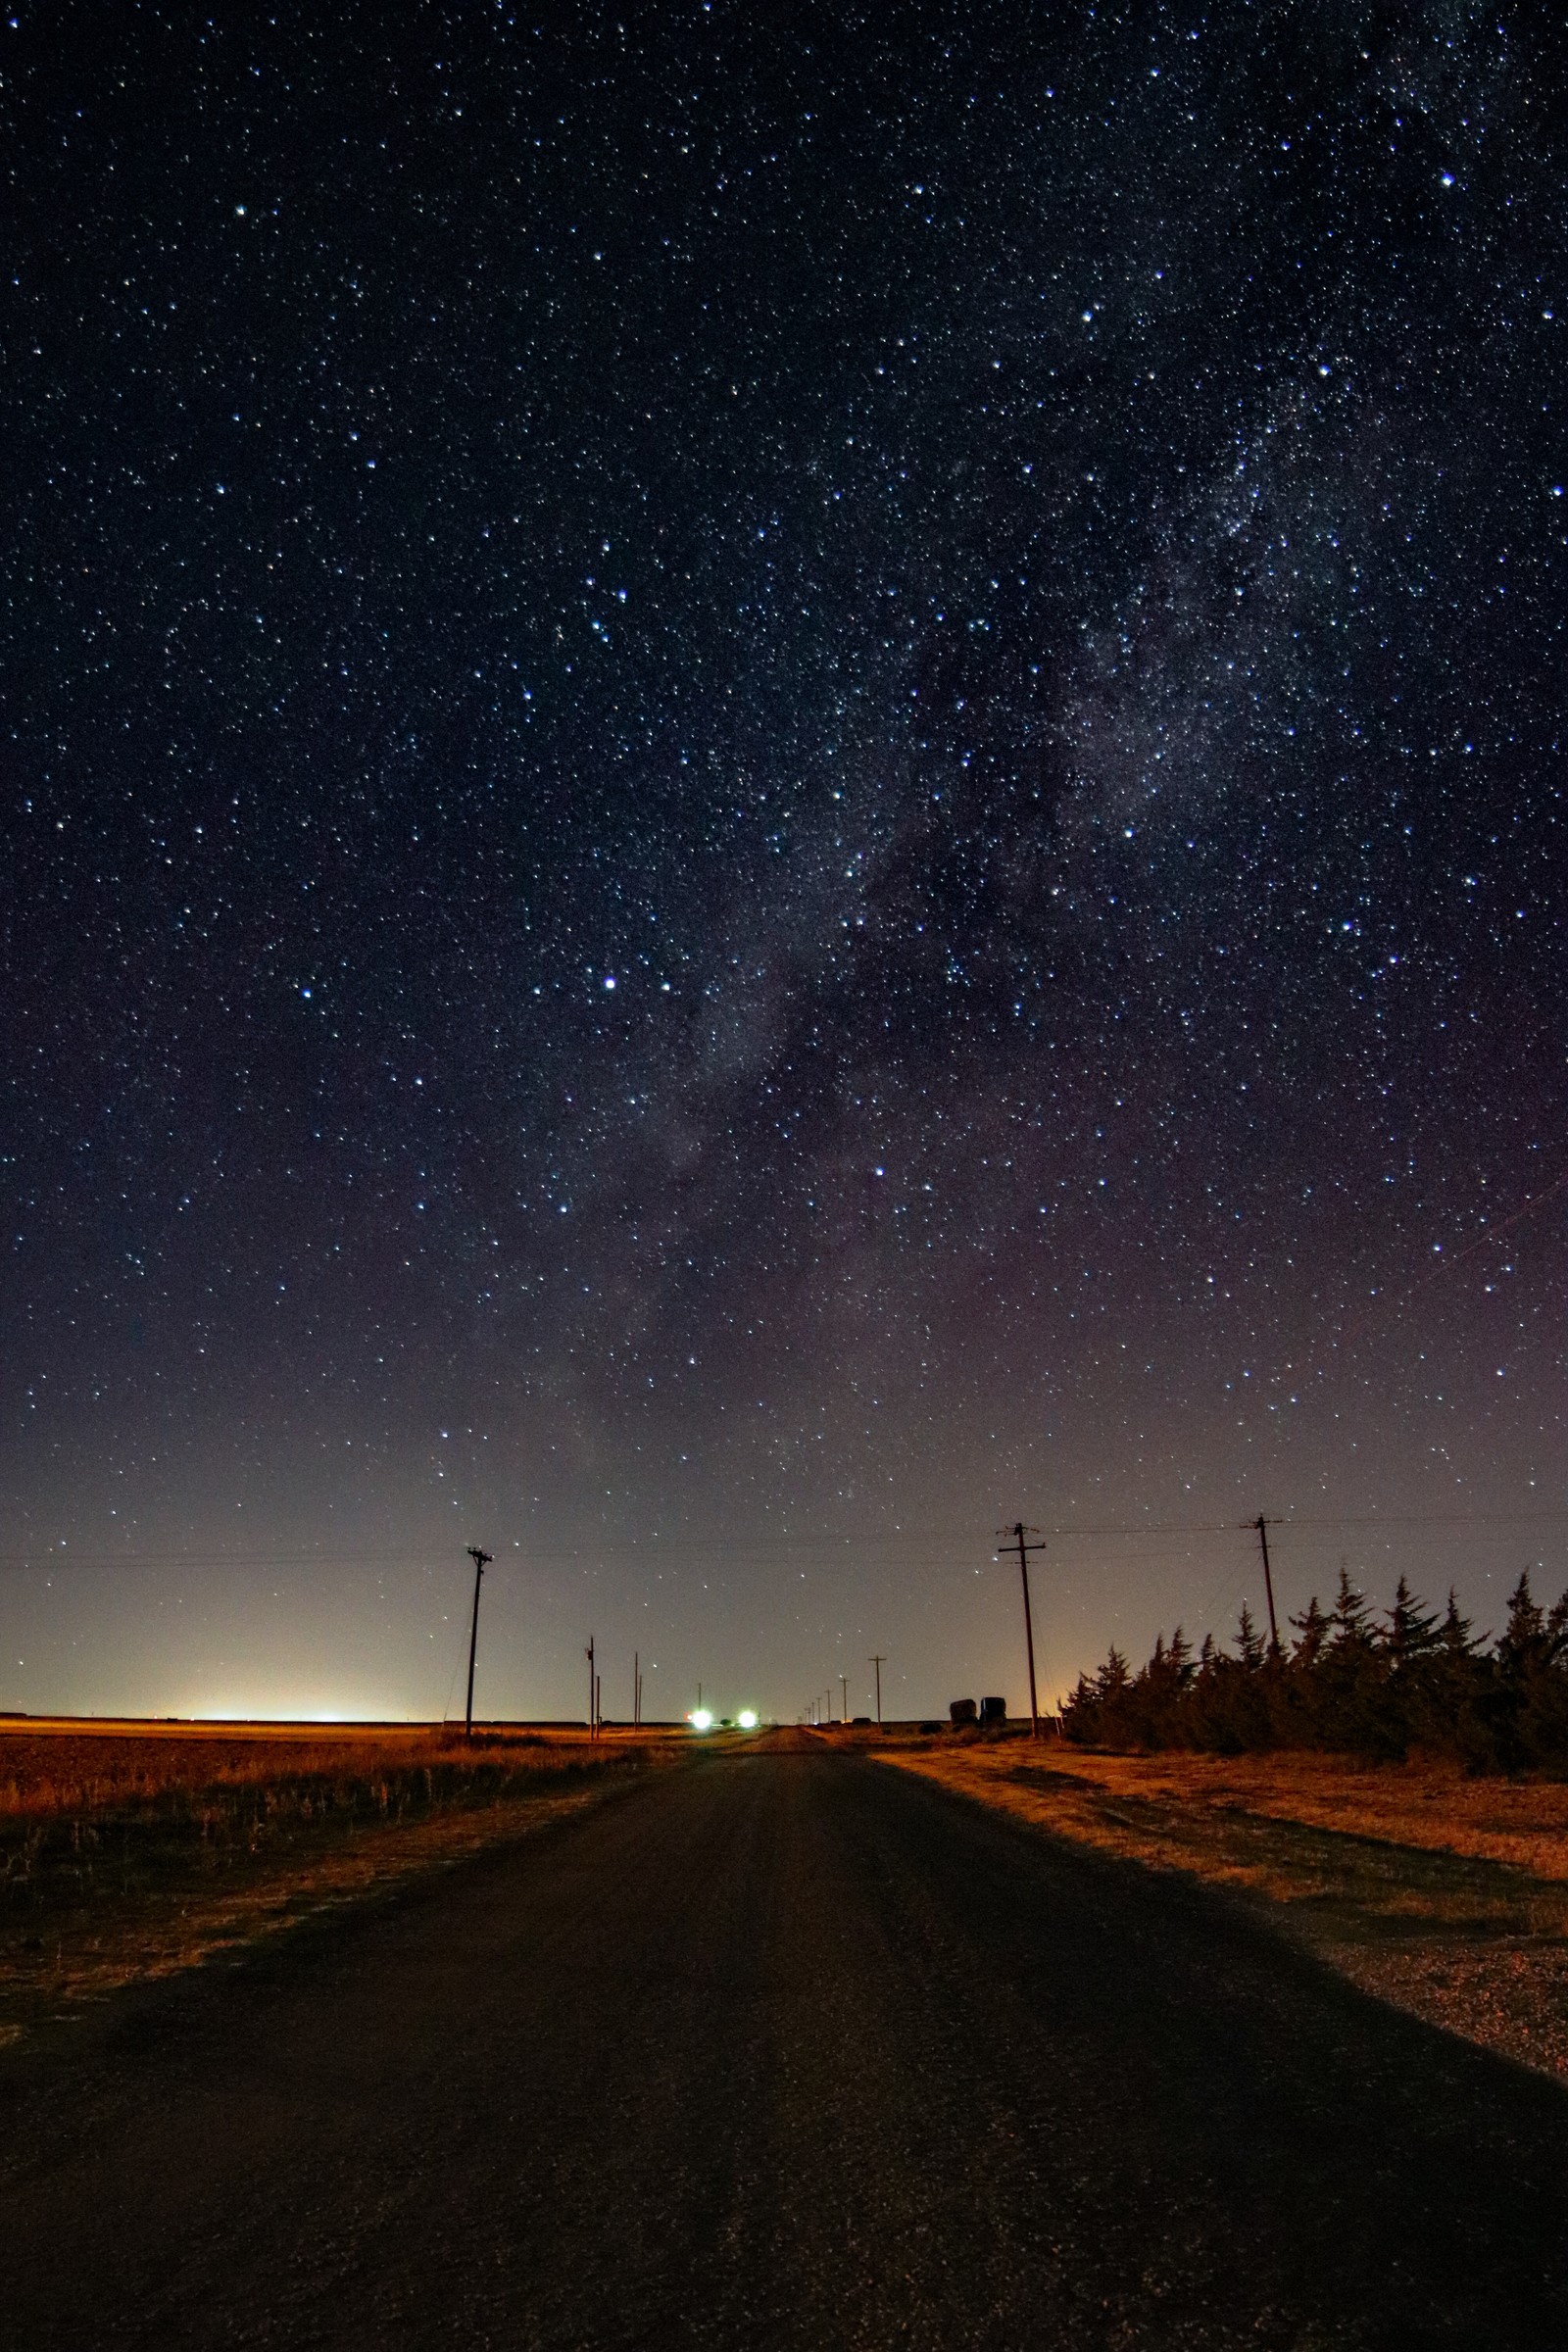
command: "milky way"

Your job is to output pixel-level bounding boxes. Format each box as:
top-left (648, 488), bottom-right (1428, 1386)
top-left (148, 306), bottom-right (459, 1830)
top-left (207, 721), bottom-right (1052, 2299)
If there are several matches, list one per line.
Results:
top-left (4, 4), bottom-right (1564, 1722)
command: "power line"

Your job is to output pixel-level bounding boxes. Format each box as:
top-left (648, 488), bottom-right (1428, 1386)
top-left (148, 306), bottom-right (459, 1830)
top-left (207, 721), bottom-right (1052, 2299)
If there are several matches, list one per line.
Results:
top-left (3, 1506), bottom-right (1562, 1577)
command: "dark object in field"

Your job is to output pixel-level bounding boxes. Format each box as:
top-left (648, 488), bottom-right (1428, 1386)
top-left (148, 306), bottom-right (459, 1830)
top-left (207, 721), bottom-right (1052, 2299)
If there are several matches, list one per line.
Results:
top-left (949, 1699), bottom-right (978, 1726)
top-left (919, 1721), bottom-right (943, 1735)
top-left (979, 1697), bottom-right (1007, 1726)
top-left (852, 1716), bottom-right (872, 1726)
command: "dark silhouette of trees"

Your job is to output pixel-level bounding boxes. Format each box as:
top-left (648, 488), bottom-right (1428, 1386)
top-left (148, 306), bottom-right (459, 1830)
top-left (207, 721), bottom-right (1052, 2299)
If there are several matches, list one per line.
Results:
top-left (1059, 1568), bottom-right (1568, 1771)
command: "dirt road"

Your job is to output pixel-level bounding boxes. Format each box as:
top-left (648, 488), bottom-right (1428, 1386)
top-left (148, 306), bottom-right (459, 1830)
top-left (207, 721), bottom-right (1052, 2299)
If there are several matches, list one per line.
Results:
top-left (4, 1743), bottom-right (1566, 2348)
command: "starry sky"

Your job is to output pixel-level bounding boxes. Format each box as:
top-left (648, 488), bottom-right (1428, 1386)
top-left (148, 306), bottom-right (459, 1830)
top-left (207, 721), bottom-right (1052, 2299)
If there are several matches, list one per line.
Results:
top-left (3, 1), bottom-right (1564, 1724)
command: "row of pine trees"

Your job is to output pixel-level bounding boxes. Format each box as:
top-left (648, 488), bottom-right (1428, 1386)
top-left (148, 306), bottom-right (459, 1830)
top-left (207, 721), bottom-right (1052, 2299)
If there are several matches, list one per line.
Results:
top-left (1058, 1570), bottom-right (1568, 1771)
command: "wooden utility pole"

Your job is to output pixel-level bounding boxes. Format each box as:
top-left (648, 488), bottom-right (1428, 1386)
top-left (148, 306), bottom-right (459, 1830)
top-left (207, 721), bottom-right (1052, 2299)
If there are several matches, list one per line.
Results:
top-left (1251, 1515), bottom-right (1281, 1653)
top-left (585, 1636), bottom-right (596, 1738)
top-left (634, 1650), bottom-right (640, 1727)
top-left (869, 1654), bottom-right (886, 1726)
top-left (998, 1523), bottom-right (1047, 1739)
top-left (840, 1672), bottom-right (849, 1722)
top-left (465, 1548), bottom-right (491, 1740)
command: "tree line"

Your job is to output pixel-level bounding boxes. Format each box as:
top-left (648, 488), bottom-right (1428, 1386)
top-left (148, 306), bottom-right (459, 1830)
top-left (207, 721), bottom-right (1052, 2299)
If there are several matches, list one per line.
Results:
top-left (1058, 1569), bottom-right (1568, 1771)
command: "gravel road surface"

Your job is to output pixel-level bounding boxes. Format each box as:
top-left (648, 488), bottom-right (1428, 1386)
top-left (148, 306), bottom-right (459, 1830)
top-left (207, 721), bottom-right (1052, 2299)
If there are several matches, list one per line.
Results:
top-left (4, 1741), bottom-right (1566, 2349)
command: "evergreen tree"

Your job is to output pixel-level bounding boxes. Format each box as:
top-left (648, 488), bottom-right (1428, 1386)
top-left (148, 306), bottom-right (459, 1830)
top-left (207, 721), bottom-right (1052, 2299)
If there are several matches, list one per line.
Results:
top-left (1059, 1567), bottom-right (1568, 1770)
top-left (1330, 1566), bottom-right (1376, 1653)
top-left (1409, 1590), bottom-right (1495, 1767)
top-left (1060, 1644), bottom-right (1138, 1746)
top-left (1130, 1629), bottom-right (1197, 1748)
top-left (1439, 1588), bottom-right (1479, 1655)
top-left (1495, 1570), bottom-right (1548, 1678)
top-left (1059, 1669), bottom-right (1100, 1742)
top-left (1384, 1577), bottom-right (1442, 1674)
top-left (1496, 1571), bottom-right (1568, 1766)
top-left (1289, 1595), bottom-right (1332, 1670)
top-left (1095, 1644), bottom-right (1132, 1702)
top-left (1236, 1602), bottom-right (1267, 1672)
top-left (1528, 1593), bottom-right (1568, 1761)
top-left (1318, 1566), bottom-right (1398, 1753)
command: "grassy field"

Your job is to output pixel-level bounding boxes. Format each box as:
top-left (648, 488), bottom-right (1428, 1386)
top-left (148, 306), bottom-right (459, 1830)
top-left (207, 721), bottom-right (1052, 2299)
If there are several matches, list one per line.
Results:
top-left (0, 1720), bottom-right (684, 2038)
top-left (874, 1732), bottom-right (1568, 2082)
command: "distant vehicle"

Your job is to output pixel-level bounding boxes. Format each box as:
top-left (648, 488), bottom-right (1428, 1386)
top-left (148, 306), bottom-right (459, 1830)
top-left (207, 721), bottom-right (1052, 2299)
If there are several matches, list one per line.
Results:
top-left (852, 1714), bottom-right (872, 1725)
top-left (979, 1696), bottom-right (1007, 1726)
top-left (949, 1698), bottom-right (978, 1726)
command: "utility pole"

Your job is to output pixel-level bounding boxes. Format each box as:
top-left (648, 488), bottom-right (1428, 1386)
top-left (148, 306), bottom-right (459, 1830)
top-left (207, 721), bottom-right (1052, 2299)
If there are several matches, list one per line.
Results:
top-left (1251, 1515), bottom-right (1281, 1653)
top-left (840, 1672), bottom-right (849, 1722)
top-left (869, 1654), bottom-right (885, 1726)
top-left (465, 1547), bottom-right (491, 1740)
top-left (585, 1636), bottom-right (596, 1739)
top-left (998, 1523), bottom-right (1047, 1739)
top-left (634, 1650), bottom-right (640, 1728)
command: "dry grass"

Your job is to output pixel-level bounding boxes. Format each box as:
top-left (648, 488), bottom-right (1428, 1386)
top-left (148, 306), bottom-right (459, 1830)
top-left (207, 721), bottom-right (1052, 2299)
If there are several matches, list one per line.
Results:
top-left (0, 1722), bottom-right (629, 1819)
top-left (881, 1740), bottom-right (1568, 1888)
top-left (876, 1734), bottom-right (1568, 2082)
top-left (874, 1735), bottom-right (1568, 1919)
top-left (0, 1723), bottom-right (682, 2036)
top-left (1043, 1745), bottom-right (1568, 1879)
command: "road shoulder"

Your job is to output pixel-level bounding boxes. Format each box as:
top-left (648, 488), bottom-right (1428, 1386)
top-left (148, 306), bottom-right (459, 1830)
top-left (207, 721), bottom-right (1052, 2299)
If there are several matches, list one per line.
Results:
top-left (876, 1736), bottom-right (1568, 2082)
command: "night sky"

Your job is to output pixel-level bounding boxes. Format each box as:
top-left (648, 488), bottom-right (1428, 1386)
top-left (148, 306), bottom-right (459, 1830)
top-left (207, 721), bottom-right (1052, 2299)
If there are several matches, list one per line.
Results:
top-left (4, 3), bottom-right (1564, 1725)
